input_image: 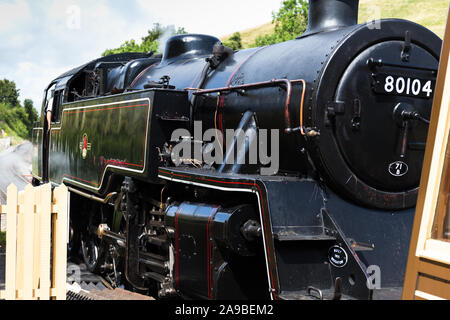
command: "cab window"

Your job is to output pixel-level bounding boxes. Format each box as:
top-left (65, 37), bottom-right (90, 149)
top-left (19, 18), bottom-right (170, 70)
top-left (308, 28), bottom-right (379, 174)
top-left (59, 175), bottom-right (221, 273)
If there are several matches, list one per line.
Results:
top-left (43, 83), bottom-right (63, 123)
top-left (51, 90), bottom-right (63, 123)
top-left (44, 83), bottom-right (56, 115)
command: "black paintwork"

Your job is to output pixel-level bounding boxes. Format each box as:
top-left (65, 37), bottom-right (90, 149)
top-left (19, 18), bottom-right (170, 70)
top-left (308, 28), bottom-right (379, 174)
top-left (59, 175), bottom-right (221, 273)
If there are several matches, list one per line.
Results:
top-left (43, 89), bottom-right (188, 193)
top-left (31, 0), bottom-right (442, 300)
top-left (162, 34), bottom-right (220, 64)
top-left (158, 166), bottom-right (373, 300)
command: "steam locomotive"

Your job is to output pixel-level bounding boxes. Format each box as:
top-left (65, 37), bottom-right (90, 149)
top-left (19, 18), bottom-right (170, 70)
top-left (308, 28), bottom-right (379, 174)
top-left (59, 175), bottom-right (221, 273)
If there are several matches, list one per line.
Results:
top-left (32, 0), bottom-right (442, 300)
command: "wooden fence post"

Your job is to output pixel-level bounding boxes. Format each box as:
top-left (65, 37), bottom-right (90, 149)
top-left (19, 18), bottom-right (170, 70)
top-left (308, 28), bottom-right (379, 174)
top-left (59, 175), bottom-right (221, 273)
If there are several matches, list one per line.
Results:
top-left (39, 184), bottom-right (52, 300)
top-left (5, 184), bottom-right (17, 300)
top-left (0, 183), bottom-right (68, 300)
top-left (52, 184), bottom-right (68, 300)
top-left (33, 185), bottom-right (41, 299)
top-left (22, 184), bottom-right (34, 300)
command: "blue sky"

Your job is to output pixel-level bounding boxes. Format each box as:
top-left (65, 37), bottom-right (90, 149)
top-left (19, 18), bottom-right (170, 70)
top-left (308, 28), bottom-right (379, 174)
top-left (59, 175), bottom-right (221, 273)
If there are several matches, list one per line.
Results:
top-left (0, 0), bottom-right (283, 111)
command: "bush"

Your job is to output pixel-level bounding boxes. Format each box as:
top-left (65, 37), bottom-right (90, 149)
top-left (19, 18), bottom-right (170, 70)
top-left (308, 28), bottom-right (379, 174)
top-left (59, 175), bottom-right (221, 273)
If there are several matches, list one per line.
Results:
top-left (102, 23), bottom-right (187, 56)
top-left (0, 79), bottom-right (38, 140)
top-left (0, 231), bottom-right (5, 249)
top-left (223, 32), bottom-right (243, 50)
top-left (0, 103), bottom-right (30, 139)
top-left (252, 0), bottom-right (309, 47)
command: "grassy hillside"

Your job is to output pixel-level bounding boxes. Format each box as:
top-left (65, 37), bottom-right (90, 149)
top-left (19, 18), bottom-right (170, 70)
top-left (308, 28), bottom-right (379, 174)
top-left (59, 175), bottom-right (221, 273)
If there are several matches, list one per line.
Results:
top-left (359, 0), bottom-right (450, 37)
top-left (221, 0), bottom-right (449, 46)
top-left (225, 22), bottom-right (275, 48)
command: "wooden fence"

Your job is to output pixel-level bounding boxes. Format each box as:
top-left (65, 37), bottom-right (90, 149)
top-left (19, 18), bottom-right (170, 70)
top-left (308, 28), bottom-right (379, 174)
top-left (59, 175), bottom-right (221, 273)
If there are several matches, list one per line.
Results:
top-left (0, 183), bottom-right (68, 300)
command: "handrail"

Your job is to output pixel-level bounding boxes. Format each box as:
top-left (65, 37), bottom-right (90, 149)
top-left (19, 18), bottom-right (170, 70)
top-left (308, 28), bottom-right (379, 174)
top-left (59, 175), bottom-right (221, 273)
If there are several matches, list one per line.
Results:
top-left (186, 78), bottom-right (307, 134)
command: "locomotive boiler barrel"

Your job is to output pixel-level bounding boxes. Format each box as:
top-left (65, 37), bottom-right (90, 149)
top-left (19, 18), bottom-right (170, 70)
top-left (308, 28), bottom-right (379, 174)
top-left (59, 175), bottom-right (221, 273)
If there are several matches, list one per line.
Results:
top-left (128, 14), bottom-right (441, 209)
top-left (195, 20), bottom-right (441, 209)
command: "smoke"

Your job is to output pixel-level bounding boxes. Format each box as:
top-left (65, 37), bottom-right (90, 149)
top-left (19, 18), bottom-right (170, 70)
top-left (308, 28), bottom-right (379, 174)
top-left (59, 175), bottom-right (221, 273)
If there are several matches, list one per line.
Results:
top-left (158, 25), bottom-right (177, 54)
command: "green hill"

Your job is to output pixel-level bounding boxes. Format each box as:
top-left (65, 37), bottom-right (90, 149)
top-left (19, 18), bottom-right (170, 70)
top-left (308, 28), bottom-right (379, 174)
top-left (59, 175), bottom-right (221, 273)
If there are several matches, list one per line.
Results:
top-left (358, 0), bottom-right (449, 37)
top-left (221, 0), bottom-right (450, 46)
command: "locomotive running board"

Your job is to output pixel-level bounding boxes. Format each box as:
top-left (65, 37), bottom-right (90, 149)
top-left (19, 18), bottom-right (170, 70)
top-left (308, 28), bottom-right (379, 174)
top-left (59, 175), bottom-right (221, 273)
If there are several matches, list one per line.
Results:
top-left (158, 167), bottom-right (372, 300)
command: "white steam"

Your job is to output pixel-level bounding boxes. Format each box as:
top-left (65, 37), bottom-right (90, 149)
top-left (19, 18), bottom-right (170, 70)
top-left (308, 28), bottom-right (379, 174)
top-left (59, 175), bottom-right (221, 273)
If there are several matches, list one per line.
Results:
top-left (158, 25), bottom-right (177, 54)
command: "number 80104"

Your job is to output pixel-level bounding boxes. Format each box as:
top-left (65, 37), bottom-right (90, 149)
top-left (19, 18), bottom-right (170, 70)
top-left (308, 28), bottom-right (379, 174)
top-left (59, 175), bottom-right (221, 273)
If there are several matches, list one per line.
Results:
top-left (384, 75), bottom-right (433, 98)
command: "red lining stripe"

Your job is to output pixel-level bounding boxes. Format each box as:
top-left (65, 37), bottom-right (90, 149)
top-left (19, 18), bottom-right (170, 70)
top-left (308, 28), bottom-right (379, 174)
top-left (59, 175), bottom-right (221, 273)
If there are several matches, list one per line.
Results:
top-left (174, 205), bottom-right (183, 289)
top-left (65, 103), bottom-right (147, 115)
top-left (225, 48), bottom-right (266, 86)
top-left (63, 174), bottom-right (99, 186)
top-left (218, 96), bottom-right (225, 134)
top-left (105, 160), bottom-right (143, 168)
top-left (207, 206), bottom-right (219, 299)
top-left (158, 169), bottom-right (277, 300)
top-left (189, 70), bottom-right (203, 90)
top-left (129, 64), bottom-right (157, 88)
top-left (218, 47), bottom-right (266, 134)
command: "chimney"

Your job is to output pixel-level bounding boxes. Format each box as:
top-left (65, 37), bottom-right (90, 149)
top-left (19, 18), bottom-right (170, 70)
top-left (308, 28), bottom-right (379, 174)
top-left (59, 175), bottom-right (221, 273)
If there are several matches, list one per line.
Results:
top-left (301, 0), bottom-right (360, 37)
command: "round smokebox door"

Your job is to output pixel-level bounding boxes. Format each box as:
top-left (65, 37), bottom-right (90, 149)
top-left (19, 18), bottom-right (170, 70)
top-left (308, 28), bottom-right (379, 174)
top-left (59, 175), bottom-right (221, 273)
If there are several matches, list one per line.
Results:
top-left (333, 40), bottom-right (438, 193)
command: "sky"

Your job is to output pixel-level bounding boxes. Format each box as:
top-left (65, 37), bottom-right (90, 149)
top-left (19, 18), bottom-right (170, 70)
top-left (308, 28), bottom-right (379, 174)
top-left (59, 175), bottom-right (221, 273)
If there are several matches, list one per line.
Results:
top-left (0, 0), bottom-right (283, 111)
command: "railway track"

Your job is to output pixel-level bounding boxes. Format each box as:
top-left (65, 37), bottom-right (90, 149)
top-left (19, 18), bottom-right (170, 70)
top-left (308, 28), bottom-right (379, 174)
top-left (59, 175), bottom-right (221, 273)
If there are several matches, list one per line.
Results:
top-left (66, 262), bottom-right (154, 300)
top-left (13, 171), bottom-right (32, 185)
top-left (0, 173), bottom-right (29, 205)
top-left (0, 253), bottom-right (154, 300)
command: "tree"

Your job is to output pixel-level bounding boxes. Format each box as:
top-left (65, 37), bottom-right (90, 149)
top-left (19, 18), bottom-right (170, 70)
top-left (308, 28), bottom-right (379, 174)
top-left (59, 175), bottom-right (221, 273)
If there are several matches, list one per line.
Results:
top-left (0, 79), bottom-right (39, 139)
top-left (253, 0), bottom-right (309, 47)
top-left (0, 79), bottom-right (20, 107)
top-left (102, 23), bottom-right (187, 56)
top-left (24, 99), bottom-right (38, 136)
top-left (223, 32), bottom-right (243, 51)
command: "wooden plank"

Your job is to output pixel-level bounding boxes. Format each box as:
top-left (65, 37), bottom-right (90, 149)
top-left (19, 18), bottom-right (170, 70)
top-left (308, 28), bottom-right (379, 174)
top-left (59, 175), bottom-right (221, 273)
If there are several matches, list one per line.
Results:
top-left (416, 45), bottom-right (450, 251)
top-left (2, 184), bottom-right (62, 300)
top-left (418, 259), bottom-right (450, 282)
top-left (22, 185), bottom-right (35, 300)
top-left (33, 288), bottom-right (54, 299)
top-left (51, 211), bottom-right (56, 300)
top-left (5, 184), bottom-right (17, 300)
top-left (52, 185), bottom-right (68, 300)
top-left (416, 274), bottom-right (450, 299)
top-left (433, 139), bottom-right (449, 239)
top-left (15, 191), bottom-right (24, 298)
top-left (414, 291), bottom-right (445, 300)
top-left (39, 184), bottom-right (51, 300)
top-left (402, 5), bottom-right (450, 299)
top-left (418, 239), bottom-right (450, 265)
top-left (32, 186), bottom-right (41, 299)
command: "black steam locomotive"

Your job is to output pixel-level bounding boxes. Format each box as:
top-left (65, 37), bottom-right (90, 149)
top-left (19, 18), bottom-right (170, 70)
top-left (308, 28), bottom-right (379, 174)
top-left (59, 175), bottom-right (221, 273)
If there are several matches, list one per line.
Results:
top-left (32, 0), bottom-right (441, 300)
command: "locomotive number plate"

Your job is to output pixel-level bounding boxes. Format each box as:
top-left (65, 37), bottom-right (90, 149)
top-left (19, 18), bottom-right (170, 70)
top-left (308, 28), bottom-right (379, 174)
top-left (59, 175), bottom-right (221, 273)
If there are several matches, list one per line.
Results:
top-left (373, 73), bottom-right (435, 99)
